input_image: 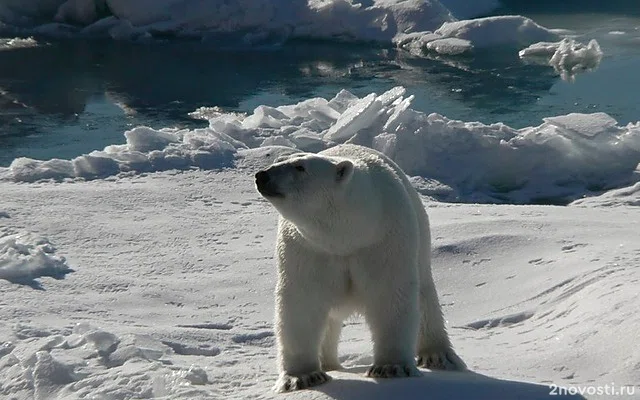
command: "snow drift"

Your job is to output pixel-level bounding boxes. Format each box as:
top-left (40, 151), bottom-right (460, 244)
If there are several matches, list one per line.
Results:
top-left (0, 228), bottom-right (74, 288)
top-left (0, 322), bottom-right (213, 399)
top-left (570, 181), bottom-right (640, 207)
top-left (2, 87), bottom-right (639, 205)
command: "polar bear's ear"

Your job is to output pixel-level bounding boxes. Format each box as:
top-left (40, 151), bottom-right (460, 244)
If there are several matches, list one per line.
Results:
top-left (336, 160), bottom-right (354, 183)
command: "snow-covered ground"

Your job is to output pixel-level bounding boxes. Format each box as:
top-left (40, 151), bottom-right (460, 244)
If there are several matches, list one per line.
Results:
top-left (1, 163), bottom-right (639, 399)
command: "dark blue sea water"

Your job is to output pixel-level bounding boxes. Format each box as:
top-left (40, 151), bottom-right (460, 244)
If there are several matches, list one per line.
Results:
top-left (1, 5), bottom-right (639, 166)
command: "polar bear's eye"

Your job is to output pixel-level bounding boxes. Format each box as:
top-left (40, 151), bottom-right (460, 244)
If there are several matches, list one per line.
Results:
top-left (295, 165), bottom-right (306, 172)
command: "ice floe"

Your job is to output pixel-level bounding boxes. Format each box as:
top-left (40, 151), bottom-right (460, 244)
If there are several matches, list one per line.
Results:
top-left (519, 38), bottom-right (604, 81)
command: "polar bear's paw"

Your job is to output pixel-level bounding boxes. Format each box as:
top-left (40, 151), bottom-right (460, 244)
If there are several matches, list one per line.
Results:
top-left (365, 364), bottom-right (422, 379)
top-left (417, 349), bottom-right (467, 371)
top-left (273, 371), bottom-right (331, 392)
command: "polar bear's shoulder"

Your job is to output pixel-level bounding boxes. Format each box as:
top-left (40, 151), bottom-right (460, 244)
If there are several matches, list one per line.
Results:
top-left (319, 143), bottom-right (386, 164)
top-left (320, 144), bottom-right (409, 187)
top-left (319, 144), bottom-right (402, 178)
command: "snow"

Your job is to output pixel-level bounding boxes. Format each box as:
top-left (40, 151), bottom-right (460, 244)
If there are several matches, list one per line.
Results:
top-left (0, 229), bottom-right (74, 289)
top-left (434, 15), bottom-right (558, 48)
top-left (519, 38), bottom-right (604, 81)
top-left (439, 0), bottom-right (501, 19)
top-left (0, 166), bottom-right (638, 399)
top-left (571, 182), bottom-right (640, 208)
top-left (0, 126), bottom-right (242, 182)
top-left (0, 0), bottom-right (565, 61)
top-left (0, 0), bottom-right (501, 40)
top-left (425, 37), bottom-right (473, 55)
top-left (395, 15), bottom-right (560, 57)
top-left (54, 0), bottom-right (102, 25)
top-left (0, 0), bottom-right (455, 45)
top-left (3, 87), bottom-right (639, 205)
top-left (0, 0), bottom-right (65, 22)
top-left (0, 36), bottom-right (39, 50)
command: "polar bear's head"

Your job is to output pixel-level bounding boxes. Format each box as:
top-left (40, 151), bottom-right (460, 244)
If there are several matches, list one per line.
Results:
top-left (255, 153), bottom-right (354, 222)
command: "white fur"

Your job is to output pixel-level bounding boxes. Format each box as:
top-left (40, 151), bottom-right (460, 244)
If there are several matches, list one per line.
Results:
top-left (255, 144), bottom-right (466, 393)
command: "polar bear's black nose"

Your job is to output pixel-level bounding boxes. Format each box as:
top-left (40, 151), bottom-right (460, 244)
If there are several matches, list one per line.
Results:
top-left (255, 170), bottom-right (270, 186)
top-left (256, 169), bottom-right (283, 198)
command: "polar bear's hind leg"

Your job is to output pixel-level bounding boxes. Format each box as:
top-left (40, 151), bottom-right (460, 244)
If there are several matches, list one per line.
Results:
top-left (416, 261), bottom-right (467, 371)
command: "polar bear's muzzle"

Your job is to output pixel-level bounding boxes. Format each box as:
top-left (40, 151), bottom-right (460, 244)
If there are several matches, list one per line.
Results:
top-left (255, 169), bottom-right (284, 198)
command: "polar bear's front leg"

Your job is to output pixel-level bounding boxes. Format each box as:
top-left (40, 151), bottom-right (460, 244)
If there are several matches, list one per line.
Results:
top-left (357, 259), bottom-right (422, 379)
top-left (320, 317), bottom-right (343, 371)
top-left (273, 281), bottom-right (332, 392)
top-left (364, 303), bottom-right (422, 378)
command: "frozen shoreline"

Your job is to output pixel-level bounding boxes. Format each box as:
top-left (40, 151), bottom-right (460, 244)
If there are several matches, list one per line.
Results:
top-left (2, 86), bottom-right (638, 205)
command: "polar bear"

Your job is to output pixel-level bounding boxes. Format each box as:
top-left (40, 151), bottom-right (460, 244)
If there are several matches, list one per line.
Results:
top-left (255, 144), bottom-right (466, 392)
